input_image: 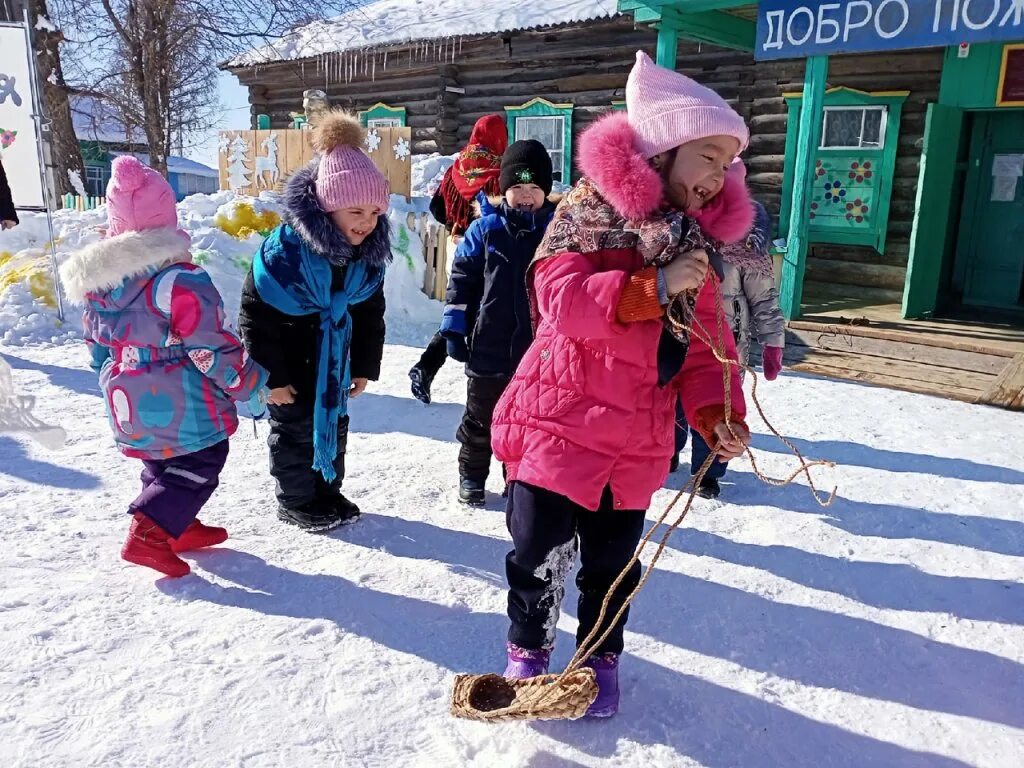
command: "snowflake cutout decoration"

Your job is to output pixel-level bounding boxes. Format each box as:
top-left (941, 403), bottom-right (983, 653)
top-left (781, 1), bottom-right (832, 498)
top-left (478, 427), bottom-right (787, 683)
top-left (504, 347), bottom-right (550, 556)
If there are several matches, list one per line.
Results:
top-left (393, 136), bottom-right (410, 161)
top-left (365, 129), bottom-right (382, 153)
top-left (218, 135), bottom-right (230, 154)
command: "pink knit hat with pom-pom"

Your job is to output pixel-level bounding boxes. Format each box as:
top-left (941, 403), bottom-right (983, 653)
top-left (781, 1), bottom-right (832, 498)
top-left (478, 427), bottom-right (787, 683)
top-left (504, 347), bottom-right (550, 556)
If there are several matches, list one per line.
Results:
top-left (312, 111), bottom-right (390, 213)
top-left (105, 155), bottom-right (180, 237)
top-left (626, 51), bottom-right (749, 159)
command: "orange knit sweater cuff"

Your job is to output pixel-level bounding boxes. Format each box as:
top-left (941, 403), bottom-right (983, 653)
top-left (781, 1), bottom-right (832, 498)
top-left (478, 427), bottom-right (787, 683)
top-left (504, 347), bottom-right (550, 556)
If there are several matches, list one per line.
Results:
top-left (692, 405), bottom-right (748, 449)
top-left (616, 267), bottom-right (664, 323)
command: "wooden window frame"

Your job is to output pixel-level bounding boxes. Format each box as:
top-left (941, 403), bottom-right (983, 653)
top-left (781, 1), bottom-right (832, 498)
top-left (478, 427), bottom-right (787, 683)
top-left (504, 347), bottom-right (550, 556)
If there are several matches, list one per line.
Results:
top-left (504, 98), bottom-right (573, 183)
top-left (780, 87), bottom-right (908, 254)
top-left (358, 103), bottom-right (407, 128)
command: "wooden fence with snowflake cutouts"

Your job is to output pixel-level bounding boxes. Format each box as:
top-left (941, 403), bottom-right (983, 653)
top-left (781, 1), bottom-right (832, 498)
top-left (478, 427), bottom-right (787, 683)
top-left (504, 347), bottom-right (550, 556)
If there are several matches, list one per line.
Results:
top-left (217, 127), bottom-right (412, 199)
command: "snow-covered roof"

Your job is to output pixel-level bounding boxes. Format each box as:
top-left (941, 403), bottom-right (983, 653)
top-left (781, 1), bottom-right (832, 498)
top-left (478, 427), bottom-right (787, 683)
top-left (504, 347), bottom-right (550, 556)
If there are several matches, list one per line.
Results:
top-left (229, 0), bottom-right (619, 66)
top-left (111, 152), bottom-right (219, 179)
top-left (70, 95), bottom-right (147, 145)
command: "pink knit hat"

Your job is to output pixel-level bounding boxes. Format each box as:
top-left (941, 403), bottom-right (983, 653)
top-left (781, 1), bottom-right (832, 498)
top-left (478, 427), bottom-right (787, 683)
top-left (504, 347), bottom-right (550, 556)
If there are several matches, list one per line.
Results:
top-left (625, 51), bottom-right (749, 159)
top-left (106, 155), bottom-right (179, 237)
top-left (312, 111), bottom-right (390, 213)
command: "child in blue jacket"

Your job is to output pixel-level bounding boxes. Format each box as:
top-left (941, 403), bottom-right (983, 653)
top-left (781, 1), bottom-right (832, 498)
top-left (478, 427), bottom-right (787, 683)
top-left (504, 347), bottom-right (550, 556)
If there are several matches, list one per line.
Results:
top-left (440, 140), bottom-right (558, 506)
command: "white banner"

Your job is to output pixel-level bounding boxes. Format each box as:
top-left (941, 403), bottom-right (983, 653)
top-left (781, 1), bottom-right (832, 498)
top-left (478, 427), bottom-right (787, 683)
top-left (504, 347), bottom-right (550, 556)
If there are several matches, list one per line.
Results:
top-left (0, 24), bottom-right (45, 209)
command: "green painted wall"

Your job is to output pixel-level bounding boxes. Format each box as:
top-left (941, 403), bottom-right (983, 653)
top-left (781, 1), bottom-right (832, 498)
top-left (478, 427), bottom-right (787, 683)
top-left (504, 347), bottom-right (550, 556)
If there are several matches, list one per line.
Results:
top-left (939, 44), bottom-right (1011, 109)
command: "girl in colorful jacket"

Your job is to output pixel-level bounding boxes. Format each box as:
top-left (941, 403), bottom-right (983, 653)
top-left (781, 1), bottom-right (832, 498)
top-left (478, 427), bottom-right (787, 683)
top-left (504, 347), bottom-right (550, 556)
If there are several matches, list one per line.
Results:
top-left (491, 52), bottom-right (754, 717)
top-left (59, 156), bottom-right (268, 579)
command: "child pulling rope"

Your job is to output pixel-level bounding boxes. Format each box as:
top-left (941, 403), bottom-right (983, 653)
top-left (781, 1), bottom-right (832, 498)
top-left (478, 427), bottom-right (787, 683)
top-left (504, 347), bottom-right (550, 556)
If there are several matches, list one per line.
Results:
top-left (451, 274), bottom-right (836, 722)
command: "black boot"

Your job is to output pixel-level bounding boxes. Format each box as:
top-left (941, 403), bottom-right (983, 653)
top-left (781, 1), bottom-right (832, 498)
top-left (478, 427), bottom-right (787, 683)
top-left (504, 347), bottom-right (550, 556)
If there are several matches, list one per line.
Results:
top-left (695, 477), bottom-right (721, 499)
top-left (459, 478), bottom-right (486, 507)
top-left (277, 501), bottom-right (348, 533)
top-left (669, 452), bottom-right (680, 473)
top-left (327, 492), bottom-right (361, 524)
top-left (409, 366), bottom-right (434, 405)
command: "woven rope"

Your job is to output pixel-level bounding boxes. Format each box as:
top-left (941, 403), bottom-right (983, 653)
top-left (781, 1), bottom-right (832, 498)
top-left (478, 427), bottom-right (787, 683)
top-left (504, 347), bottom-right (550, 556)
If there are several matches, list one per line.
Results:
top-left (450, 269), bottom-right (836, 722)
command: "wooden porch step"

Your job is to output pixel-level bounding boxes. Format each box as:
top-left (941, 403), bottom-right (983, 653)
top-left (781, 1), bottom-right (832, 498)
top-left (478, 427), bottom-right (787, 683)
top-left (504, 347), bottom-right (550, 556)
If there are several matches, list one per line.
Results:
top-left (802, 280), bottom-right (904, 309)
top-left (786, 322), bottom-right (1012, 373)
top-left (779, 346), bottom-right (993, 404)
top-left (805, 256), bottom-right (907, 291)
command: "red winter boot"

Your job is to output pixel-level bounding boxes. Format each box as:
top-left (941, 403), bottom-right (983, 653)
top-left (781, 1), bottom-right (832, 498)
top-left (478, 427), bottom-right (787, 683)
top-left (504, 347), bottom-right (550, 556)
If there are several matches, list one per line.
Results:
top-left (170, 519), bottom-right (228, 553)
top-left (121, 512), bottom-right (191, 578)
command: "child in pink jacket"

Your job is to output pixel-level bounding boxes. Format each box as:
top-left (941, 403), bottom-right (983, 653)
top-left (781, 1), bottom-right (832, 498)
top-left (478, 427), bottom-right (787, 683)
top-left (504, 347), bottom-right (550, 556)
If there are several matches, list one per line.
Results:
top-left (491, 52), bottom-right (754, 717)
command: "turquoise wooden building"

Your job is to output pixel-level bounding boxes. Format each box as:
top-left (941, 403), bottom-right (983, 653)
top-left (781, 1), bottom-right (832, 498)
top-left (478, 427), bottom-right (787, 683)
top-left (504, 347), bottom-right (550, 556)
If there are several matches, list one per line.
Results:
top-left (620, 1), bottom-right (1023, 406)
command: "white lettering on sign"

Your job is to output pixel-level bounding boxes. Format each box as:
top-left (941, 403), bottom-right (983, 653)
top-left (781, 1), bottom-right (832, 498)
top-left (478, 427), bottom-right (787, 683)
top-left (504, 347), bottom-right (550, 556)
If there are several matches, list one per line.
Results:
top-left (874, 0), bottom-right (911, 36)
top-left (962, 0), bottom-right (1001, 28)
top-left (763, 10), bottom-right (785, 49)
top-left (764, 0), bottom-right (1022, 56)
top-left (817, 3), bottom-right (844, 42)
top-left (845, 1), bottom-right (876, 40)
top-left (1001, 0), bottom-right (1024, 26)
top-left (786, 6), bottom-right (816, 45)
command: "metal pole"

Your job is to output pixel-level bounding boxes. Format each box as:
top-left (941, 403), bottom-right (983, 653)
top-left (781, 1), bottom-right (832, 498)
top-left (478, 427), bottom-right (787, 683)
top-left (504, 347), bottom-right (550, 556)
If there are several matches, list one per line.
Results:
top-left (21, 8), bottom-right (64, 322)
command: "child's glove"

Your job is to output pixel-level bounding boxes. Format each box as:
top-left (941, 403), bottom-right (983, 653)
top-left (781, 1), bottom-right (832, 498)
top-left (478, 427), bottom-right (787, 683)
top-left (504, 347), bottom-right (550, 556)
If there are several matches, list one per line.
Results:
top-left (238, 387), bottom-right (270, 420)
top-left (762, 346), bottom-right (784, 381)
top-left (439, 307), bottom-right (470, 364)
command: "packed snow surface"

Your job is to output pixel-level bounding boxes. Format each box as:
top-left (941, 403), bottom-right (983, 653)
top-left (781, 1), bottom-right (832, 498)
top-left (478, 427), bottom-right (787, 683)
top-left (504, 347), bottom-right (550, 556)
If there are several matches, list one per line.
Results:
top-left (1, 187), bottom-right (1023, 767)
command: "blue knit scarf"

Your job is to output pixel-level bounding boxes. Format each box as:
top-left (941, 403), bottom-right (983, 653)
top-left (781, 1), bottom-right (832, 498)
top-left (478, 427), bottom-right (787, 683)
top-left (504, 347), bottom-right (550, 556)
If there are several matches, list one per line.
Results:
top-left (253, 224), bottom-right (384, 481)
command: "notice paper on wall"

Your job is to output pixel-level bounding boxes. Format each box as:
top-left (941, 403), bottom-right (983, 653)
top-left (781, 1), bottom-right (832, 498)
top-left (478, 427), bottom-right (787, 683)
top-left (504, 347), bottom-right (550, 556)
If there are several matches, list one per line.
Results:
top-left (991, 154), bottom-right (1023, 202)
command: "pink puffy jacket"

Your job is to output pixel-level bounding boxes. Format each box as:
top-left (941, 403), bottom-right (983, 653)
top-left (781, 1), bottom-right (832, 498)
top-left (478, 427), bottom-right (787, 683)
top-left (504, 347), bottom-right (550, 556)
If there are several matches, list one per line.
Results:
top-left (491, 113), bottom-right (754, 512)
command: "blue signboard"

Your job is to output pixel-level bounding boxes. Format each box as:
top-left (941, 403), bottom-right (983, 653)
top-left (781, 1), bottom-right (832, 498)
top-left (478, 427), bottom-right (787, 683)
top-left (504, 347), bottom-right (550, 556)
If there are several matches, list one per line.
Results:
top-left (756, 0), bottom-right (1024, 60)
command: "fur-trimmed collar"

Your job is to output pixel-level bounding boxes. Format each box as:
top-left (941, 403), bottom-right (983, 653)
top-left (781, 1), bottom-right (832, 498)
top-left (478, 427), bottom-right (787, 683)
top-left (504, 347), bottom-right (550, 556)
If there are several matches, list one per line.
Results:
top-left (59, 227), bottom-right (191, 305)
top-left (576, 112), bottom-right (754, 245)
top-left (283, 162), bottom-right (391, 268)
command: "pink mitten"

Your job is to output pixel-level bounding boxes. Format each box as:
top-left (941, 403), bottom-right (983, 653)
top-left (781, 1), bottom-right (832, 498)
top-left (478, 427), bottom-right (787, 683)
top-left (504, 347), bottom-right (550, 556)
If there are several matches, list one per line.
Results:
top-left (762, 346), bottom-right (784, 381)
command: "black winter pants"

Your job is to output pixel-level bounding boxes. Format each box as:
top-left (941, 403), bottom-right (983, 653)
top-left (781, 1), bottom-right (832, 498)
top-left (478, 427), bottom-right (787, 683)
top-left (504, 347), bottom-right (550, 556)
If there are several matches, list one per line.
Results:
top-left (456, 376), bottom-right (509, 482)
top-left (268, 402), bottom-right (349, 509)
top-left (414, 332), bottom-right (448, 380)
top-left (505, 482), bottom-right (646, 655)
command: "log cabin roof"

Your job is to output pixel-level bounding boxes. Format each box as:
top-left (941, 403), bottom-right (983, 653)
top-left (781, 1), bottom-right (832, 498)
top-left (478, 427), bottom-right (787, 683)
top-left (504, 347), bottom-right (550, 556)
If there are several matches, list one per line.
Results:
top-left (228, 0), bottom-right (619, 67)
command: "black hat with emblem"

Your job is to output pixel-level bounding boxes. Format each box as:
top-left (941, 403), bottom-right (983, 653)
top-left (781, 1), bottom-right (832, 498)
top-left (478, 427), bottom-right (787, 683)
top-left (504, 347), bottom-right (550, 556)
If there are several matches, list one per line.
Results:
top-left (499, 139), bottom-right (554, 196)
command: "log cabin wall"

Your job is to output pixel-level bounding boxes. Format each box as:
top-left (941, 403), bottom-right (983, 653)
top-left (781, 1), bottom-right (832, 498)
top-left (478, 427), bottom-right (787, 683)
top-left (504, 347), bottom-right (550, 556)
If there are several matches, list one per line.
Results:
top-left (226, 20), bottom-right (941, 302)
top-left (227, 17), bottom-right (656, 157)
top-left (671, 43), bottom-right (943, 305)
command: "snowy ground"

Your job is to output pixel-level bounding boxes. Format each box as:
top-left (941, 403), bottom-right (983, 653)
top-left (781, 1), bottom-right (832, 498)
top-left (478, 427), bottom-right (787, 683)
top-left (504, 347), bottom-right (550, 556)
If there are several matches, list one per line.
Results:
top-left (1, 324), bottom-right (1022, 767)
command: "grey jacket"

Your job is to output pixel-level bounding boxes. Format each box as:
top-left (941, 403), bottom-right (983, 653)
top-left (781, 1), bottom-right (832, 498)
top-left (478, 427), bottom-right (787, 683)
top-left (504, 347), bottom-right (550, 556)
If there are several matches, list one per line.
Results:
top-left (720, 202), bottom-right (786, 366)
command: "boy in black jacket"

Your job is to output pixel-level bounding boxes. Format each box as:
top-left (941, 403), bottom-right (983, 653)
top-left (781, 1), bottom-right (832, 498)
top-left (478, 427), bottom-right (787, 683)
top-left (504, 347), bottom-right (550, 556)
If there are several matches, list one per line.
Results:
top-left (239, 112), bottom-right (390, 532)
top-left (440, 140), bottom-right (557, 506)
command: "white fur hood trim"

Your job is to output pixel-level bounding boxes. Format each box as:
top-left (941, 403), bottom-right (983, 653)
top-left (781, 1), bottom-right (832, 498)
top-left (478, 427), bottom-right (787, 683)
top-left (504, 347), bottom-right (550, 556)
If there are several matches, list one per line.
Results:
top-left (59, 227), bottom-right (191, 305)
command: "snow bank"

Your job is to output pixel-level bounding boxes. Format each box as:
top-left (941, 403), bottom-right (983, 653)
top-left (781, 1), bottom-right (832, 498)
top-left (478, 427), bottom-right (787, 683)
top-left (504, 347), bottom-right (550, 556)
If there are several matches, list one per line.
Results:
top-left (411, 152), bottom-right (455, 197)
top-left (0, 191), bottom-right (441, 347)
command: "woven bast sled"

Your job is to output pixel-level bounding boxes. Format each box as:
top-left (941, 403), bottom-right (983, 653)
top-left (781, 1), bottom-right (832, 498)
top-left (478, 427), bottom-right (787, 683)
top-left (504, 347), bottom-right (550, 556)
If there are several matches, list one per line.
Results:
top-left (450, 669), bottom-right (598, 722)
top-left (450, 280), bottom-right (836, 723)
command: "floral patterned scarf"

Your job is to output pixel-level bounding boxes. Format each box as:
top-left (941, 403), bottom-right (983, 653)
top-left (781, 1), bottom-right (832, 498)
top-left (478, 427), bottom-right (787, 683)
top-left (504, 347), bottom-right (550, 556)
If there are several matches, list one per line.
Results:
top-left (534, 177), bottom-right (722, 346)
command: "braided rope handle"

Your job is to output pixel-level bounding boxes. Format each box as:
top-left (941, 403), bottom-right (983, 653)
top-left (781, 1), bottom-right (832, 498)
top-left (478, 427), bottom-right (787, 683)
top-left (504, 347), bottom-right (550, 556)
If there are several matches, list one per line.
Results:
top-left (531, 274), bottom-right (836, 707)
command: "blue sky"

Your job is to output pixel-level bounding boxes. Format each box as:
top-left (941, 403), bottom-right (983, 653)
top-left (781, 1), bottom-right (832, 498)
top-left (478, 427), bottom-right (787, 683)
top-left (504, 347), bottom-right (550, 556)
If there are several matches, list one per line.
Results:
top-left (186, 71), bottom-right (252, 170)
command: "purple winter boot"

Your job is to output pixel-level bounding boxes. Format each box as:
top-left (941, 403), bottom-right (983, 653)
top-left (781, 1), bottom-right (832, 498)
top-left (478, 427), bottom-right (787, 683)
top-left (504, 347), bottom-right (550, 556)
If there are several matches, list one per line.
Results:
top-left (583, 653), bottom-right (620, 718)
top-left (503, 643), bottom-right (551, 679)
